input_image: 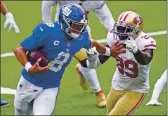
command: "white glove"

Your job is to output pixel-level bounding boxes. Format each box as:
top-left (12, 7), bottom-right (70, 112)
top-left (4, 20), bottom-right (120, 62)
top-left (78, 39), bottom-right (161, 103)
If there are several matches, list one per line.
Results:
top-left (86, 47), bottom-right (99, 62)
top-left (146, 99), bottom-right (162, 106)
top-left (86, 47), bottom-right (100, 68)
top-left (124, 37), bottom-right (138, 53)
top-left (4, 12), bottom-right (20, 33)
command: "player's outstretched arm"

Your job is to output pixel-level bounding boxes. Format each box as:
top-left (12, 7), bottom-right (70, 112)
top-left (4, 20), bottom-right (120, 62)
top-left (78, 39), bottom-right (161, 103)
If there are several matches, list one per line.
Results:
top-left (92, 40), bottom-right (125, 58)
top-left (81, 41), bottom-right (125, 69)
top-left (14, 45), bottom-right (50, 73)
top-left (0, 0), bottom-right (8, 16)
top-left (0, 1), bottom-right (20, 33)
top-left (91, 39), bottom-right (111, 56)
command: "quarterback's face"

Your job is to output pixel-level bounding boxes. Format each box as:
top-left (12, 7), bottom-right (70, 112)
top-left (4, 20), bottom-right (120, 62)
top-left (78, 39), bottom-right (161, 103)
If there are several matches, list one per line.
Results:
top-left (67, 22), bottom-right (87, 39)
top-left (71, 23), bottom-right (83, 34)
top-left (71, 23), bottom-right (86, 34)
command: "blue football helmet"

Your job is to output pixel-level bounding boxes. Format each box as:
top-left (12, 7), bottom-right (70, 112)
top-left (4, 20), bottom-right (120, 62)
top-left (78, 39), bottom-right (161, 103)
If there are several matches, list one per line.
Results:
top-left (59, 3), bottom-right (88, 39)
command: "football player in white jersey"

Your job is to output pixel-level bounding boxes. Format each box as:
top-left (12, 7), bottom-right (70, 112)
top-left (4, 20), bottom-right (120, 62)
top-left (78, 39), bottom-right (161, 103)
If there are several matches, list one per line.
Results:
top-left (85, 11), bottom-right (156, 115)
top-left (41, 0), bottom-right (115, 108)
top-left (146, 69), bottom-right (167, 106)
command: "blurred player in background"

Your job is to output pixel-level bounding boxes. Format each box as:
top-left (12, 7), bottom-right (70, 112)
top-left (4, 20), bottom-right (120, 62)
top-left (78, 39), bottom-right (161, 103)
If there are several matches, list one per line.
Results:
top-left (0, 1), bottom-right (20, 33)
top-left (41, 0), bottom-right (115, 108)
top-left (146, 69), bottom-right (167, 106)
top-left (13, 4), bottom-right (113, 115)
top-left (85, 11), bottom-right (156, 115)
top-left (0, 0), bottom-right (20, 107)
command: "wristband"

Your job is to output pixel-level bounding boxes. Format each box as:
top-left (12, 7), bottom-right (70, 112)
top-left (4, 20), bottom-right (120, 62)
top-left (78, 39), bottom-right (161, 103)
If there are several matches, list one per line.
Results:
top-left (25, 62), bottom-right (32, 72)
top-left (104, 47), bottom-right (111, 56)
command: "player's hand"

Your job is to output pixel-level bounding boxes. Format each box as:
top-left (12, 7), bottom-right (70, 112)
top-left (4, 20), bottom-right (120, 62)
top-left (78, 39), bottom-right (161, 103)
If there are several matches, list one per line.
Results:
top-left (124, 37), bottom-right (138, 54)
top-left (4, 12), bottom-right (20, 33)
top-left (28, 58), bottom-right (50, 73)
top-left (86, 47), bottom-right (99, 69)
top-left (110, 41), bottom-right (126, 58)
top-left (86, 47), bottom-right (99, 63)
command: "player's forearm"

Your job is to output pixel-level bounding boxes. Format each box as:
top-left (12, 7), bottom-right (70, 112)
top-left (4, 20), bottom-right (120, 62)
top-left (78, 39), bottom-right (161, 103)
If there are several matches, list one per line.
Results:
top-left (0, 1), bottom-right (8, 16)
top-left (133, 50), bottom-right (153, 65)
top-left (14, 45), bottom-right (28, 66)
top-left (91, 40), bottom-right (110, 56)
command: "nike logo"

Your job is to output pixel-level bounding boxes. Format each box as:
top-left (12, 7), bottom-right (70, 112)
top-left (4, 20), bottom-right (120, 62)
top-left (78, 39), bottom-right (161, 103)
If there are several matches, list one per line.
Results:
top-left (39, 26), bottom-right (43, 31)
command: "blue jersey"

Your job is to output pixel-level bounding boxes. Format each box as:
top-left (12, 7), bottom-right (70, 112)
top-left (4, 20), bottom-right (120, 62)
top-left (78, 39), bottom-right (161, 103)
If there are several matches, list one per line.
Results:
top-left (20, 22), bottom-right (91, 88)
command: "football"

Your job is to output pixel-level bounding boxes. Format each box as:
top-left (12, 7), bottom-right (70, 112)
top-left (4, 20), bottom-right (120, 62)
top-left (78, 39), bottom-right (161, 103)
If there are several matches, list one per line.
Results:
top-left (27, 50), bottom-right (49, 67)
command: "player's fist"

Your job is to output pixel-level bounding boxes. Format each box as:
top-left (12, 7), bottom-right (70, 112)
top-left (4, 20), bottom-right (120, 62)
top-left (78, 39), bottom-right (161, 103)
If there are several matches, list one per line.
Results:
top-left (110, 41), bottom-right (126, 58)
top-left (4, 12), bottom-right (20, 33)
top-left (28, 58), bottom-right (50, 73)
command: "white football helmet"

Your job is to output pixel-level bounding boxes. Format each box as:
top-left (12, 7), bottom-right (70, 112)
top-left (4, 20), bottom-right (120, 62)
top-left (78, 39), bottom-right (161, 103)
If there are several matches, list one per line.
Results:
top-left (112, 11), bottom-right (143, 41)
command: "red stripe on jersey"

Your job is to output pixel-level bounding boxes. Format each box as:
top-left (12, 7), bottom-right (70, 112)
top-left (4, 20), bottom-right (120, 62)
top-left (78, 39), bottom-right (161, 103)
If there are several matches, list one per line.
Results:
top-left (144, 44), bottom-right (156, 48)
top-left (127, 93), bottom-right (146, 115)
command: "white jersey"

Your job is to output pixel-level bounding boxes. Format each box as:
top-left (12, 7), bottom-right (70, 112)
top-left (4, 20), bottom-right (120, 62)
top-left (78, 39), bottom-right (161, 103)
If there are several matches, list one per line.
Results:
top-left (106, 31), bottom-right (156, 93)
top-left (41, 0), bottom-right (114, 31)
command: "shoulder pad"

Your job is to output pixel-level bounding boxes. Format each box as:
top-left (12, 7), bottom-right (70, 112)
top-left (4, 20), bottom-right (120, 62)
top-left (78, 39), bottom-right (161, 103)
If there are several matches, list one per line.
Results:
top-left (136, 33), bottom-right (156, 51)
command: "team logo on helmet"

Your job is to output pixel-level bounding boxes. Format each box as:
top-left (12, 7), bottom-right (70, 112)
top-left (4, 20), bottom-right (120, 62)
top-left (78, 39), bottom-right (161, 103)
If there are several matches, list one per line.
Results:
top-left (62, 5), bottom-right (72, 16)
top-left (133, 16), bottom-right (143, 25)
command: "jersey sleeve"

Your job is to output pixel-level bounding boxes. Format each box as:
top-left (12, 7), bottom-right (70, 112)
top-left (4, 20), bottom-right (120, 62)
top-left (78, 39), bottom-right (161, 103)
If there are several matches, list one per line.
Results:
top-left (137, 35), bottom-right (156, 51)
top-left (20, 24), bottom-right (45, 51)
top-left (93, 3), bottom-right (115, 31)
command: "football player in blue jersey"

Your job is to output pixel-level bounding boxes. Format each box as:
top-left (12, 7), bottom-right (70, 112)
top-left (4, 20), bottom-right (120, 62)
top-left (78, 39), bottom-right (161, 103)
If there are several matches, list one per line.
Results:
top-left (13, 4), bottom-right (117, 115)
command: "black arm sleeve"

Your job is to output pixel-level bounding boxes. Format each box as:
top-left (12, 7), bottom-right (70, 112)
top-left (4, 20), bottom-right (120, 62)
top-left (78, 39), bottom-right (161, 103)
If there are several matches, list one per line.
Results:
top-left (80, 59), bottom-right (88, 68)
top-left (133, 49), bottom-right (153, 65)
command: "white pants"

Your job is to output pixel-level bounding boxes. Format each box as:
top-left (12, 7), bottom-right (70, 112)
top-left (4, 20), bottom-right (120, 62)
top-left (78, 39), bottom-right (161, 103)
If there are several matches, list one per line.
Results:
top-left (151, 69), bottom-right (167, 100)
top-left (14, 76), bottom-right (59, 115)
